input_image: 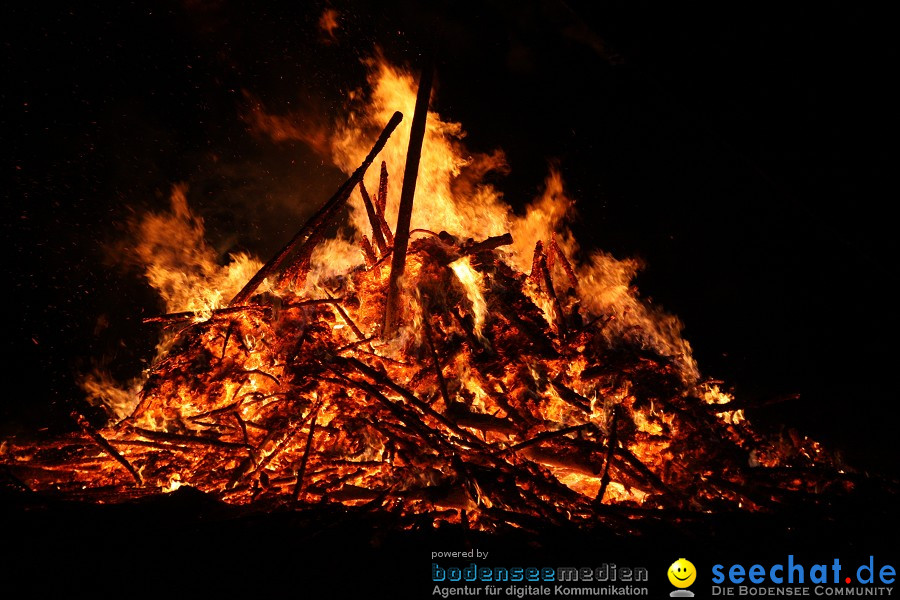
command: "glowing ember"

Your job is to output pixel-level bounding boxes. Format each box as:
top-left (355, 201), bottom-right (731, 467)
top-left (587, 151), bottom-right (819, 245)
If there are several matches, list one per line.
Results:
top-left (0, 57), bottom-right (843, 532)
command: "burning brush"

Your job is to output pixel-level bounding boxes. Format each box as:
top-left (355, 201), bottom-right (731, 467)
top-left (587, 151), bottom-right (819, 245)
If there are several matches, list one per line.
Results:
top-left (0, 59), bottom-right (847, 533)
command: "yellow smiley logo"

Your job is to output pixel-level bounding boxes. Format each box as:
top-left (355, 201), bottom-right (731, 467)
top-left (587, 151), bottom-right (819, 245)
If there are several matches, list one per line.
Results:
top-left (668, 558), bottom-right (697, 588)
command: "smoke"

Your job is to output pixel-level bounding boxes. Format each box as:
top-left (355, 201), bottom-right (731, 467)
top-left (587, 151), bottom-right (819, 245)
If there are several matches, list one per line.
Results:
top-left (242, 91), bottom-right (332, 158)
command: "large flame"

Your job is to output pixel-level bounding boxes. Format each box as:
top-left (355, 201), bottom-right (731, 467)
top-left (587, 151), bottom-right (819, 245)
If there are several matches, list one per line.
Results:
top-left (133, 184), bottom-right (262, 317)
top-left (92, 54), bottom-right (714, 477)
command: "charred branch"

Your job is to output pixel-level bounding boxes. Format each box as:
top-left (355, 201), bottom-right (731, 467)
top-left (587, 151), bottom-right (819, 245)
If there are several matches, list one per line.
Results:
top-left (360, 181), bottom-right (387, 254)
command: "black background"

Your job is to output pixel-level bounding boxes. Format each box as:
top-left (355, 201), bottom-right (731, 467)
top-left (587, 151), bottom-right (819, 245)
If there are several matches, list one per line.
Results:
top-left (2, 0), bottom-right (898, 594)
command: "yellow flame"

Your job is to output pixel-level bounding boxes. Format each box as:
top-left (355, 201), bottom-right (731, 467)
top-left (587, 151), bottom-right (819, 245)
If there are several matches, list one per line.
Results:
top-left (449, 256), bottom-right (488, 342)
top-left (162, 473), bottom-right (182, 493)
top-left (701, 383), bottom-right (745, 424)
top-left (80, 371), bottom-right (141, 421)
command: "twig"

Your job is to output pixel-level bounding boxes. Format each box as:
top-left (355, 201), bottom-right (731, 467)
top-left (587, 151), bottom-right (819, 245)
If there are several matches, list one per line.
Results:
top-left (334, 337), bottom-right (376, 353)
top-left (327, 291), bottom-right (367, 342)
top-left (244, 369), bottom-right (281, 385)
top-left (221, 320), bottom-right (234, 359)
top-left (615, 444), bottom-right (678, 501)
top-left (326, 371), bottom-right (446, 452)
top-left (143, 304), bottom-right (267, 324)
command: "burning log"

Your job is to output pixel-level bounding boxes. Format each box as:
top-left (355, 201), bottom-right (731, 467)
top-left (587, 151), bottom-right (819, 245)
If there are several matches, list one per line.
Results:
top-left (380, 216), bottom-right (395, 247)
top-left (448, 407), bottom-right (515, 434)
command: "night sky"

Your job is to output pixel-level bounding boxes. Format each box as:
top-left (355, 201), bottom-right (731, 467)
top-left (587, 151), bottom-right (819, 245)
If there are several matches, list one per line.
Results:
top-left (3, 0), bottom-right (898, 477)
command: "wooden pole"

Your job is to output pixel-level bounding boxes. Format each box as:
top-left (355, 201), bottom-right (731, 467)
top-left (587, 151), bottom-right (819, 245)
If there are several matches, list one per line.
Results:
top-left (382, 60), bottom-right (433, 337)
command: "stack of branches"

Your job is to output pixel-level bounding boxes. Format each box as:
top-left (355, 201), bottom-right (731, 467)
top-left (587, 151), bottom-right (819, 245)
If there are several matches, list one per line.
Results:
top-left (0, 111), bottom-right (849, 534)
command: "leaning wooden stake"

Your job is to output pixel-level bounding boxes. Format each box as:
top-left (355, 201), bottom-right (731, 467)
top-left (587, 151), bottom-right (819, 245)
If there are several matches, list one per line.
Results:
top-left (228, 111), bottom-right (403, 307)
top-left (382, 61), bottom-right (434, 337)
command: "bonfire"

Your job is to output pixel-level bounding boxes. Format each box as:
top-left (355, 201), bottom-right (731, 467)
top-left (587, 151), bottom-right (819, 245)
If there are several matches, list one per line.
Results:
top-left (0, 58), bottom-right (842, 533)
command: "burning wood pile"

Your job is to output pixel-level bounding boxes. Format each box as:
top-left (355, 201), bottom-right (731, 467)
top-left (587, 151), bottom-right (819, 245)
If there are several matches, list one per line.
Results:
top-left (1, 60), bottom-right (845, 533)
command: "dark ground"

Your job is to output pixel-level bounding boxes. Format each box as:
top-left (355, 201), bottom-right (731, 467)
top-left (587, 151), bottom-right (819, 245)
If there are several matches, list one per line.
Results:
top-left (1, 482), bottom-right (895, 596)
top-left (2, 0), bottom-right (897, 592)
